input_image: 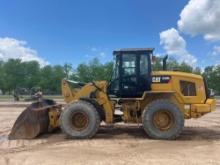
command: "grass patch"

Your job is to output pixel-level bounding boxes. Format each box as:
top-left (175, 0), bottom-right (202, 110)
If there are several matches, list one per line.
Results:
top-left (0, 95), bottom-right (63, 101)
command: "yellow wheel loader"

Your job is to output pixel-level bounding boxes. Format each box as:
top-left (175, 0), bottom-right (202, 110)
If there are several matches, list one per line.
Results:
top-left (9, 48), bottom-right (216, 140)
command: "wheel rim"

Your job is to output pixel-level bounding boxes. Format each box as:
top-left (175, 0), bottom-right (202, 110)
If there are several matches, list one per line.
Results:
top-left (71, 112), bottom-right (89, 131)
top-left (153, 110), bottom-right (175, 131)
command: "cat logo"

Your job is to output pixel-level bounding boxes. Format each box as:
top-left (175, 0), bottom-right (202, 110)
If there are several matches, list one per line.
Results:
top-left (152, 76), bottom-right (171, 83)
top-left (152, 76), bottom-right (161, 83)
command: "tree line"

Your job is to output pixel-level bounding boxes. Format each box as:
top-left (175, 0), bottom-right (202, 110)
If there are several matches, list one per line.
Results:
top-left (0, 57), bottom-right (219, 95)
top-left (0, 58), bottom-right (113, 95)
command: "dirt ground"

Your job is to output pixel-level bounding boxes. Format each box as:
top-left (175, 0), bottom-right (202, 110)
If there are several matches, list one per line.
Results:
top-left (0, 101), bottom-right (220, 165)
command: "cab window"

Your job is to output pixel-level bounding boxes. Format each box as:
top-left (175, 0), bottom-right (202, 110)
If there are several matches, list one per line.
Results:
top-left (140, 55), bottom-right (149, 75)
top-left (180, 81), bottom-right (196, 96)
top-left (122, 54), bottom-right (136, 76)
top-left (112, 56), bottom-right (120, 80)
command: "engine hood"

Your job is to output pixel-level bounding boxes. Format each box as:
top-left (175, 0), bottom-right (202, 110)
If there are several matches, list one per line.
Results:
top-left (152, 71), bottom-right (203, 80)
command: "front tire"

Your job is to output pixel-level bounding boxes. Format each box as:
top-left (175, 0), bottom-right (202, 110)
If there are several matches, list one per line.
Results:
top-left (142, 99), bottom-right (184, 140)
top-left (60, 100), bottom-right (100, 139)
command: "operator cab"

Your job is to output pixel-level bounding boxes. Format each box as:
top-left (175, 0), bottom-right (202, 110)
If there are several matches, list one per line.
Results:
top-left (108, 48), bottom-right (153, 98)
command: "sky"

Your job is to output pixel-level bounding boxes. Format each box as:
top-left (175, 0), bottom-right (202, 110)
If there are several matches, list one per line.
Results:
top-left (0, 0), bottom-right (220, 68)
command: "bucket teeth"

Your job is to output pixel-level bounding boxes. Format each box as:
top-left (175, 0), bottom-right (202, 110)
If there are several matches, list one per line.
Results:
top-left (9, 99), bottom-right (61, 140)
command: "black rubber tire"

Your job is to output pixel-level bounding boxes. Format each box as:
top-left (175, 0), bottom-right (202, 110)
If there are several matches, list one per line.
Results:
top-left (142, 99), bottom-right (184, 140)
top-left (80, 98), bottom-right (105, 121)
top-left (60, 100), bottom-right (100, 139)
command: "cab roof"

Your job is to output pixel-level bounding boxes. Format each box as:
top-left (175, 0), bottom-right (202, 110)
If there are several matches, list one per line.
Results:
top-left (113, 48), bottom-right (154, 55)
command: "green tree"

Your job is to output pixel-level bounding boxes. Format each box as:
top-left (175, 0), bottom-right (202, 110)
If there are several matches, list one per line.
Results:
top-left (22, 61), bottom-right (41, 89)
top-left (0, 61), bottom-right (6, 94)
top-left (3, 59), bottom-right (25, 93)
top-left (52, 65), bottom-right (66, 93)
top-left (152, 57), bottom-right (163, 71)
top-left (203, 66), bottom-right (220, 95)
top-left (63, 63), bottom-right (72, 79)
top-left (179, 62), bottom-right (193, 73)
top-left (167, 58), bottom-right (179, 71)
top-left (39, 65), bottom-right (54, 94)
top-left (38, 65), bottom-right (65, 94)
top-left (193, 67), bottom-right (201, 75)
top-left (75, 58), bottom-right (113, 83)
top-left (152, 57), bottom-right (193, 73)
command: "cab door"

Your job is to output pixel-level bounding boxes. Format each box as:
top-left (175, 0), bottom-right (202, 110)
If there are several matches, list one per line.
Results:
top-left (120, 54), bottom-right (139, 97)
top-left (121, 53), bottom-right (151, 97)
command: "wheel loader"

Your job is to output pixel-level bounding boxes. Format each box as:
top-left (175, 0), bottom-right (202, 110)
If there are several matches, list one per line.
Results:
top-left (9, 48), bottom-right (216, 140)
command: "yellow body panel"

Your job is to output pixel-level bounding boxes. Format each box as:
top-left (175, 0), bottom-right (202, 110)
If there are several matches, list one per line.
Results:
top-left (152, 71), bottom-right (206, 104)
top-left (150, 71), bottom-right (215, 119)
top-left (48, 109), bottom-right (61, 131)
top-left (190, 99), bottom-right (216, 118)
top-left (206, 98), bottom-right (216, 111)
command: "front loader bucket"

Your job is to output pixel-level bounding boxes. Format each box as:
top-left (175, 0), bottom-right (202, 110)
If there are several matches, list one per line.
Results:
top-left (9, 99), bottom-right (60, 140)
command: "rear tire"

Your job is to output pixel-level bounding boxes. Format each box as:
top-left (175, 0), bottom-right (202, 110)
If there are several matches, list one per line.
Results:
top-left (142, 99), bottom-right (184, 140)
top-left (60, 100), bottom-right (100, 139)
